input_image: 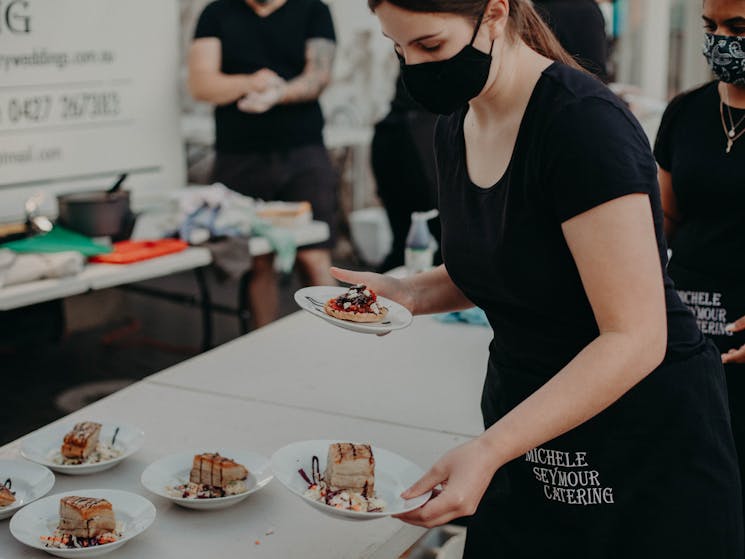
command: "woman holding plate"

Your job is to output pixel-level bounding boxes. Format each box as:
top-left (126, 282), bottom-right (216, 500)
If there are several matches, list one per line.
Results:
top-left (654, 0), bottom-right (745, 539)
top-left (332, 0), bottom-right (743, 557)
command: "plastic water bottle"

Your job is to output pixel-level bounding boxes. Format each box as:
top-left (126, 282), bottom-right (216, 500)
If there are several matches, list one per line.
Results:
top-left (405, 209), bottom-right (438, 275)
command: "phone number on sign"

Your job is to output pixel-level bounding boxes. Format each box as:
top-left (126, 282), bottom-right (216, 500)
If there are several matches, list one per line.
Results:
top-left (0, 92), bottom-right (121, 127)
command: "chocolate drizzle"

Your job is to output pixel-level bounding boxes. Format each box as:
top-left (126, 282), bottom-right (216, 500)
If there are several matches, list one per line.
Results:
top-left (311, 455), bottom-right (321, 485)
top-left (298, 468), bottom-right (313, 487)
top-left (1, 478), bottom-right (13, 497)
top-left (298, 455), bottom-right (323, 488)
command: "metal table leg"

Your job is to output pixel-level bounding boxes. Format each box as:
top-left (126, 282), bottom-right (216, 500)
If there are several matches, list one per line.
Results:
top-left (238, 270), bottom-right (252, 335)
top-left (194, 267), bottom-right (213, 351)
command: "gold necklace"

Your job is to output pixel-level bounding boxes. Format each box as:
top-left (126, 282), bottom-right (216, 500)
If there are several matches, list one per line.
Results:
top-left (721, 86), bottom-right (745, 154)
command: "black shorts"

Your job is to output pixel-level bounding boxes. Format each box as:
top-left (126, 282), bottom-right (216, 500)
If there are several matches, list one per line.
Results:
top-left (212, 144), bottom-right (338, 249)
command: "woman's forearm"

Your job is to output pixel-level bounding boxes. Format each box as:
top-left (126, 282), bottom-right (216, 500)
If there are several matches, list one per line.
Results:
top-left (478, 330), bottom-right (666, 471)
top-left (403, 265), bottom-right (474, 316)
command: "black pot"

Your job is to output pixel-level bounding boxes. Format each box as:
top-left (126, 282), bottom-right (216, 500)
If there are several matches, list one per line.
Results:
top-left (56, 190), bottom-right (137, 241)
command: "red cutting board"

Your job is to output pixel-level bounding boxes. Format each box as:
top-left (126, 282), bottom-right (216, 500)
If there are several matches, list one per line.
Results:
top-left (89, 240), bottom-right (188, 264)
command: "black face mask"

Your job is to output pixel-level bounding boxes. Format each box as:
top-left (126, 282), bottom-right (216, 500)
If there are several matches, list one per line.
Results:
top-left (704, 33), bottom-right (745, 86)
top-left (399, 7), bottom-right (494, 115)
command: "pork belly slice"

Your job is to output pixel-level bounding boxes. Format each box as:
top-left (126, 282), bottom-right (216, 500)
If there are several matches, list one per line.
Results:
top-left (0, 486), bottom-right (15, 507)
top-left (58, 496), bottom-right (115, 538)
top-left (61, 422), bottom-right (102, 459)
top-left (189, 453), bottom-right (249, 488)
top-left (324, 443), bottom-right (375, 496)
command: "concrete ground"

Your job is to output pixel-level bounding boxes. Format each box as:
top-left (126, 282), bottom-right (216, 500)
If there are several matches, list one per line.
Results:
top-left (0, 264), bottom-right (339, 446)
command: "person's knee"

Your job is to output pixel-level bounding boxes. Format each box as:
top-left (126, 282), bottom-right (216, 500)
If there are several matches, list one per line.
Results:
top-left (251, 255), bottom-right (275, 276)
top-left (297, 249), bottom-right (331, 269)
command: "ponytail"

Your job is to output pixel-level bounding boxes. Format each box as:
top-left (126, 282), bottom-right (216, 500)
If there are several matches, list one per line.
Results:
top-left (509, 0), bottom-right (585, 71)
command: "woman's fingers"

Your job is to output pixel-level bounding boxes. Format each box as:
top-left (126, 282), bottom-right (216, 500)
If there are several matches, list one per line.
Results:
top-left (330, 267), bottom-right (375, 286)
top-left (329, 267), bottom-right (415, 313)
top-left (394, 489), bottom-right (469, 528)
top-left (725, 316), bottom-right (745, 333)
top-left (401, 465), bottom-right (446, 499)
top-left (722, 345), bottom-right (745, 364)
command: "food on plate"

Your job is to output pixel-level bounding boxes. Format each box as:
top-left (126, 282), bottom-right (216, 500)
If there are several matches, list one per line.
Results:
top-left (53, 423), bottom-right (122, 465)
top-left (299, 443), bottom-right (386, 512)
top-left (0, 478), bottom-right (15, 507)
top-left (61, 422), bottom-right (101, 460)
top-left (256, 201), bottom-right (312, 227)
top-left (167, 453), bottom-right (249, 499)
top-left (58, 496), bottom-right (116, 537)
top-left (41, 496), bottom-right (121, 549)
top-left (325, 442), bottom-right (375, 497)
top-left (324, 285), bottom-right (388, 323)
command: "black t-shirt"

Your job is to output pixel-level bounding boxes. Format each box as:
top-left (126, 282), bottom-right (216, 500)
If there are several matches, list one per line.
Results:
top-left (654, 81), bottom-right (745, 282)
top-left (534, 0), bottom-right (608, 81)
top-left (436, 63), bottom-right (704, 375)
top-left (194, 0), bottom-right (336, 152)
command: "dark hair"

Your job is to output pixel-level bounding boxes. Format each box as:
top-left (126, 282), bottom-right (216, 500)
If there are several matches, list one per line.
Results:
top-left (367, 0), bottom-right (583, 71)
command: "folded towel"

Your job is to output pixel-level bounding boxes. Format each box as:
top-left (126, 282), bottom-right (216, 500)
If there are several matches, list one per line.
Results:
top-left (251, 220), bottom-right (296, 274)
top-left (1, 226), bottom-right (111, 256)
top-left (0, 249), bottom-right (84, 288)
top-left (435, 307), bottom-right (489, 327)
top-left (175, 185), bottom-right (297, 273)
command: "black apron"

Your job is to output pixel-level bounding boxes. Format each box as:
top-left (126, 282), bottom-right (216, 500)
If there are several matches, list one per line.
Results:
top-left (431, 63), bottom-right (744, 558)
top-left (465, 342), bottom-right (744, 558)
top-left (670, 263), bottom-right (745, 525)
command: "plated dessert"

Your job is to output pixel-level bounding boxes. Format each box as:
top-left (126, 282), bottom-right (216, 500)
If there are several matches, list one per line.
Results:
top-left (0, 460), bottom-right (56, 521)
top-left (167, 453), bottom-right (249, 499)
top-left (295, 286), bottom-right (413, 335)
top-left (52, 422), bottom-right (122, 466)
top-left (41, 497), bottom-right (122, 549)
top-left (300, 443), bottom-right (386, 513)
top-left (141, 449), bottom-right (272, 510)
top-left (0, 478), bottom-right (16, 507)
top-left (324, 285), bottom-right (388, 323)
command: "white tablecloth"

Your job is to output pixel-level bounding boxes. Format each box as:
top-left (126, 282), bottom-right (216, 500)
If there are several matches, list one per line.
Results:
top-left (0, 312), bottom-right (492, 558)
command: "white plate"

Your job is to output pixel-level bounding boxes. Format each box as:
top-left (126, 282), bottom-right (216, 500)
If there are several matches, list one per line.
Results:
top-left (0, 460), bottom-right (55, 520)
top-left (140, 450), bottom-right (273, 510)
top-left (271, 440), bottom-right (431, 521)
top-left (20, 423), bottom-right (144, 475)
top-left (9, 488), bottom-right (156, 558)
top-left (294, 286), bottom-right (413, 335)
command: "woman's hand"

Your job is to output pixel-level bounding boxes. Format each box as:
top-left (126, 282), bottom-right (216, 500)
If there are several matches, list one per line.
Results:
top-left (330, 267), bottom-right (416, 314)
top-left (393, 438), bottom-right (503, 528)
top-left (723, 316), bottom-right (745, 364)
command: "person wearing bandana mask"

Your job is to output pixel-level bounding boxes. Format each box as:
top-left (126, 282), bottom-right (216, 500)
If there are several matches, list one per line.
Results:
top-left (655, 0), bottom-right (745, 541)
top-left (330, 0), bottom-right (743, 557)
top-left (188, 0), bottom-right (338, 328)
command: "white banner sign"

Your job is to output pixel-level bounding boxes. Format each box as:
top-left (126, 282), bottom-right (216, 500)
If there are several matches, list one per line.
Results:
top-left (0, 0), bottom-right (184, 220)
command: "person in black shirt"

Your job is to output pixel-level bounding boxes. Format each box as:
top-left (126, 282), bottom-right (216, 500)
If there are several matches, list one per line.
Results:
top-left (189, 0), bottom-right (338, 327)
top-left (372, 77), bottom-right (441, 272)
top-left (534, 0), bottom-right (609, 80)
top-left (654, 0), bottom-right (745, 536)
top-left (372, 0), bottom-right (606, 274)
top-left (332, 0), bottom-right (742, 557)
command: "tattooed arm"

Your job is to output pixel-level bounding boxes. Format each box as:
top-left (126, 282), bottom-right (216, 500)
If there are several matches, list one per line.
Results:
top-left (280, 37), bottom-right (336, 103)
top-left (237, 38), bottom-right (335, 113)
top-left (188, 38), bottom-right (283, 105)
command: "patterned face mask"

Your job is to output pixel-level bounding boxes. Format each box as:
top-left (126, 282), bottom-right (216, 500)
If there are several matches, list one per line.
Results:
top-left (703, 33), bottom-right (745, 86)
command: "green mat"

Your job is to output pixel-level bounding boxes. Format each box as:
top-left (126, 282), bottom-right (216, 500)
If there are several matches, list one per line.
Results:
top-left (1, 226), bottom-right (112, 256)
